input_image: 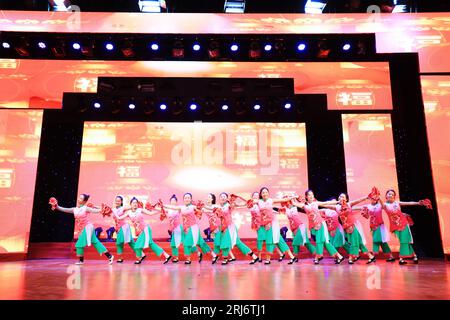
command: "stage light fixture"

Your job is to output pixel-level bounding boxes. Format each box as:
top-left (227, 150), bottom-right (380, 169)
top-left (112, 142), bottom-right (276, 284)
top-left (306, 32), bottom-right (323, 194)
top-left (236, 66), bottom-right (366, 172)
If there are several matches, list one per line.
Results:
top-left (193, 43), bottom-right (201, 51)
top-left (172, 40), bottom-right (184, 58)
top-left (304, 0), bottom-right (327, 14)
top-left (222, 104), bottom-right (229, 111)
top-left (93, 102), bottom-right (101, 109)
top-left (72, 42), bottom-right (81, 50)
top-left (342, 43), bottom-right (351, 51)
top-left (207, 41), bottom-right (220, 59)
top-left (80, 42), bottom-right (94, 57)
top-left (160, 103), bottom-right (167, 110)
top-left (121, 39), bottom-right (135, 58)
top-left (138, 0), bottom-right (162, 12)
top-left (37, 42), bottom-right (47, 49)
top-left (105, 43), bottom-right (114, 51)
top-left (224, 0), bottom-right (246, 13)
top-left (150, 43), bottom-right (159, 51)
top-left (2, 42), bottom-right (11, 49)
top-left (50, 0), bottom-right (69, 11)
top-left (190, 103), bottom-right (197, 111)
top-left (316, 40), bottom-right (330, 59)
top-left (128, 103), bottom-right (136, 110)
top-left (50, 40), bottom-right (66, 58)
top-left (230, 44), bottom-right (239, 52)
top-left (253, 104), bottom-right (261, 110)
top-left (264, 44), bottom-right (272, 51)
top-left (15, 38), bottom-right (31, 57)
top-left (249, 41), bottom-right (261, 59)
top-left (297, 43), bottom-right (306, 51)
top-left (284, 102), bottom-right (292, 109)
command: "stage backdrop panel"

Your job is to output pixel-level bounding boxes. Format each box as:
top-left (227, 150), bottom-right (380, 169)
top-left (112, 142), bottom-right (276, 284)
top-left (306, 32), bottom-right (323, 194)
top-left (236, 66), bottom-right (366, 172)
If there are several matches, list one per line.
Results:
top-left (77, 122), bottom-right (308, 239)
top-left (0, 60), bottom-right (392, 110)
top-left (421, 76), bottom-right (450, 254)
top-left (0, 109), bottom-right (42, 253)
top-left (342, 114), bottom-right (400, 250)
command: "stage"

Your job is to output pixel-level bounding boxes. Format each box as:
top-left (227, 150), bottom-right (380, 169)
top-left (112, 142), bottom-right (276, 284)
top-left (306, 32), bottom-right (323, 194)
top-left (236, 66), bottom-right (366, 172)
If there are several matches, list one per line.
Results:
top-left (0, 258), bottom-right (448, 300)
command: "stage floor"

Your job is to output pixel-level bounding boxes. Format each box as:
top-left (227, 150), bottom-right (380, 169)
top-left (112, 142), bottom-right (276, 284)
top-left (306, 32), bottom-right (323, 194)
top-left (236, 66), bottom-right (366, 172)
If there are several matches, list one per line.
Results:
top-left (0, 258), bottom-right (449, 300)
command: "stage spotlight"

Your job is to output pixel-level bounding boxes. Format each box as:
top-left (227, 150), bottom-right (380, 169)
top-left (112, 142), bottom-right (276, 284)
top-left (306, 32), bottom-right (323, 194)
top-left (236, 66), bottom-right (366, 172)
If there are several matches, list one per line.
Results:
top-left (80, 42), bottom-right (94, 57)
top-left (172, 40), bottom-right (184, 58)
top-left (2, 42), bottom-right (10, 49)
top-left (284, 102), bottom-right (292, 109)
top-left (222, 104), bottom-right (229, 111)
top-left (72, 42), bottom-right (81, 50)
top-left (224, 0), bottom-right (246, 13)
top-left (208, 40), bottom-right (220, 59)
top-left (264, 44), bottom-right (272, 51)
top-left (305, 0), bottom-right (327, 14)
top-left (253, 104), bottom-right (261, 110)
top-left (37, 42), bottom-right (47, 49)
top-left (93, 102), bottom-right (101, 109)
top-left (150, 43), bottom-right (159, 51)
top-left (193, 43), bottom-right (201, 51)
top-left (249, 41), bottom-right (261, 59)
top-left (128, 103), bottom-right (136, 110)
top-left (297, 43), bottom-right (307, 51)
top-left (230, 44), bottom-right (239, 52)
top-left (342, 43), bottom-right (351, 51)
top-left (190, 103), bottom-right (197, 111)
top-left (160, 103), bottom-right (167, 110)
top-left (105, 43), bottom-right (114, 51)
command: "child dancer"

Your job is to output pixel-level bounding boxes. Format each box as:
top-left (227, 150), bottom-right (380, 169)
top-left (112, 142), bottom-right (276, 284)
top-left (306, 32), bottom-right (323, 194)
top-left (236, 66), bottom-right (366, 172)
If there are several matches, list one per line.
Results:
top-left (292, 190), bottom-right (345, 265)
top-left (111, 195), bottom-right (134, 263)
top-left (49, 194), bottom-right (114, 265)
top-left (121, 197), bottom-right (172, 264)
top-left (162, 193), bottom-right (217, 264)
top-left (379, 189), bottom-right (432, 265)
top-left (353, 192), bottom-right (395, 262)
top-left (257, 187), bottom-right (297, 265)
top-left (322, 193), bottom-right (376, 264)
top-left (159, 195), bottom-right (184, 263)
top-left (280, 197), bottom-right (316, 262)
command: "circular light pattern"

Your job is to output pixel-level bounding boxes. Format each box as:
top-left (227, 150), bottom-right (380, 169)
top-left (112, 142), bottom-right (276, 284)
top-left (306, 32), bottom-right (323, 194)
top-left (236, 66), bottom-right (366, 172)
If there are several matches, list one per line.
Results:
top-left (230, 44), bottom-right (238, 52)
top-left (254, 104), bottom-right (261, 110)
top-left (150, 43), bottom-right (159, 51)
top-left (297, 43), bottom-right (306, 51)
top-left (93, 102), bottom-right (101, 109)
top-left (105, 43), bottom-right (114, 51)
top-left (193, 44), bottom-right (201, 51)
top-left (160, 104), bottom-right (167, 110)
top-left (72, 43), bottom-right (81, 50)
top-left (284, 103), bottom-right (292, 109)
top-left (2, 42), bottom-right (11, 49)
top-left (190, 103), bottom-right (197, 110)
top-left (222, 104), bottom-right (229, 111)
top-left (343, 43), bottom-right (351, 51)
top-left (128, 103), bottom-right (136, 110)
top-left (38, 42), bottom-right (47, 49)
top-left (264, 44), bottom-right (272, 51)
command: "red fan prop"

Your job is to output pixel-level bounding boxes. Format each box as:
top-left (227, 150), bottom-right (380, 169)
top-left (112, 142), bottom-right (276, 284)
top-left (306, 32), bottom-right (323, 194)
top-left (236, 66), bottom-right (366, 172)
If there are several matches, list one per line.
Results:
top-left (367, 187), bottom-right (380, 200)
top-left (361, 206), bottom-right (370, 219)
top-left (145, 202), bottom-right (154, 211)
top-left (246, 199), bottom-right (254, 208)
top-left (137, 201), bottom-right (144, 209)
top-left (49, 197), bottom-right (58, 210)
top-left (419, 199), bottom-right (433, 210)
top-left (101, 203), bottom-right (112, 217)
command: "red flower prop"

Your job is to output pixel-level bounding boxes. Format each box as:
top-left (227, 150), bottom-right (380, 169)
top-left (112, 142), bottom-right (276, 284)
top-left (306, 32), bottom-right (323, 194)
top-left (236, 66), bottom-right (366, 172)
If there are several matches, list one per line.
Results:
top-left (246, 199), bottom-right (254, 209)
top-left (194, 200), bottom-right (204, 219)
top-left (160, 211), bottom-right (167, 221)
top-left (296, 195), bottom-right (306, 203)
top-left (361, 206), bottom-right (370, 219)
top-left (157, 199), bottom-right (166, 219)
top-left (49, 197), bottom-right (58, 210)
top-left (137, 201), bottom-right (144, 209)
top-left (368, 186), bottom-right (380, 200)
top-left (278, 207), bottom-right (287, 215)
top-left (101, 203), bottom-right (112, 217)
top-left (419, 199), bottom-right (433, 209)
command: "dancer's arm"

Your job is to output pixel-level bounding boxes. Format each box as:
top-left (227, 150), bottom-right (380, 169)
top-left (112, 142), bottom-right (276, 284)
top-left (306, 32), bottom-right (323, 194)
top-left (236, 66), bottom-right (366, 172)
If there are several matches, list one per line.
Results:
top-left (291, 200), bottom-right (305, 209)
top-left (349, 196), bottom-right (370, 207)
top-left (272, 196), bottom-right (296, 204)
top-left (55, 205), bottom-right (74, 214)
top-left (116, 212), bottom-right (129, 220)
top-left (87, 207), bottom-right (101, 214)
top-left (398, 201), bottom-right (421, 206)
top-left (316, 199), bottom-right (338, 206)
top-left (141, 208), bottom-right (160, 216)
top-left (162, 204), bottom-right (182, 210)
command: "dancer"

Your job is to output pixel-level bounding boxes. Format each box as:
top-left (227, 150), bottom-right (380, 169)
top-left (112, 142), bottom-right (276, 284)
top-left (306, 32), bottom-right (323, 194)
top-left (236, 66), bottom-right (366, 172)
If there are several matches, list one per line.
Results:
top-left (111, 195), bottom-right (134, 263)
top-left (292, 190), bottom-right (345, 265)
top-left (210, 193), bottom-right (259, 265)
top-left (159, 195), bottom-right (184, 263)
top-left (162, 193), bottom-right (217, 264)
top-left (353, 192), bottom-right (395, 262)
top-left (257, 187), bottom-right (297, 265)
top-left (320, 207), bottom-right (351, 256)
top-left (322, 193), bottom-right (376, 264)
top-left (49, 194), bottom-right (114, 265)
top-left (379, 189), bottom-right (432, 265)
top-left (280, 196), bottom-right (316, 262)
top-left (121, 197), bottom-right (172, 264)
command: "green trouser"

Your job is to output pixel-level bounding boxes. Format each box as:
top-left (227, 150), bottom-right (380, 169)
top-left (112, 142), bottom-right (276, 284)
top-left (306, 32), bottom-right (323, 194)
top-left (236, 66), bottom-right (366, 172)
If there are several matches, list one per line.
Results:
top-left (394, 226), bottom-right (415, 257)
top-left (292, 228), bottom-right (316, 254)
top-left (134, 226), bottom-right (164, 258)
top-left (373, 241), bottom-right (391, 253)
top-left (75, 227), bottom-right (107, 256)
top-left (311, 224), bottom-right (338, 256)
top-left (213, 230), bottom-right (222, 254)
top-left (116, 228), bottom-right (135, 255)
top-left (346, 228), bottom-right (369, 256)
top-left (277, 236), bottom-right (290, 253)
top-left (183, 227), bottom-right (210, 256)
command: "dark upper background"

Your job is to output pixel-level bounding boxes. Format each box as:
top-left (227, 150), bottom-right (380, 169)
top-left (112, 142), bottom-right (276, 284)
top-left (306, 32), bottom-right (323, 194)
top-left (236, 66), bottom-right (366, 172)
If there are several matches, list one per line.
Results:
top-left (0, 0), bottom-right (448, 13)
